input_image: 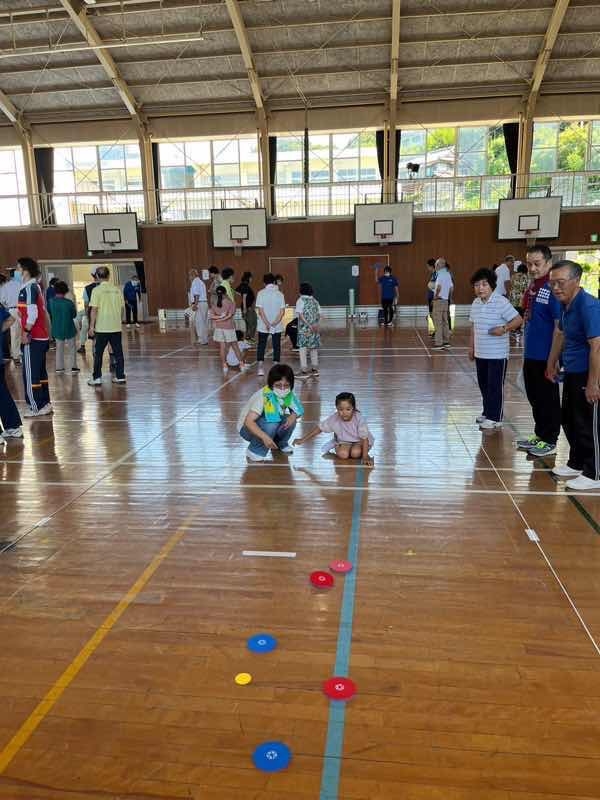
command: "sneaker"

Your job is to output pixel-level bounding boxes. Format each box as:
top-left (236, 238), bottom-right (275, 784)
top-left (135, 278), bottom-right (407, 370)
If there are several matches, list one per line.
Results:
top-left (112, 377), bottom-right (126, 384)
top-left (55, 368), bottom-right (65, 373)
top-left (246, 449), bottom-right (268, 462)
top-left (480, 419), bottom-right (502, 430)
top-left (239, 364), bottom-right (249, 372)
top-left (311, 368), bottom-right (320, 376)
top-left (71, 367), bottom-right (80, 372)
top-left (528, 441), bottom-right (557, 458)
top-left (295, 371), bottom-right (311, 381)
top-left (257, 364), bottom-right (265, 377)
top-left (443, 344), bottom-right (451, 350)
top-left (432, 345), bottom-right (445, 351)
top-left (516, 435), bottom-right (540, 451)
top-left (566, 475), bottom-right (600, 491)
top-left (279, 445), bottom-right (294, 454)
top-left (135, 323), bottom-right (140, 328)
top-left (222, 366), bottom-right (229, 375)
top-left (88, 378), bottom-right (102, 386)
top-left (22, 407), bottom-right (44, 418)
top-left (476, 415), bottom-right (486, 424)
top-left (552, 465), bottom-right (582, 479)
top-left (38, 404), bottom-right (53, 415)
top-left (2, 428), bottom-right (23, 438)
top-left (126, 324), bottom-right (131, 329)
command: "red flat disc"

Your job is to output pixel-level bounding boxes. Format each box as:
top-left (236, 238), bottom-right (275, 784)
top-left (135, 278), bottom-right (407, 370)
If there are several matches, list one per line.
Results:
top-left (329, 560), bottom-right (353, 574)
top-left (323, 676), bottom-right (357, 701)
top-left (310, 570), bottom-right (334, 588)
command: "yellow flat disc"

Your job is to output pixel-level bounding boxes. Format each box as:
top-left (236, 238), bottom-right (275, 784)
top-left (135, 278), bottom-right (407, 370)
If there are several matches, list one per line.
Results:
top-left (235, 672), bottom-right (252, 685)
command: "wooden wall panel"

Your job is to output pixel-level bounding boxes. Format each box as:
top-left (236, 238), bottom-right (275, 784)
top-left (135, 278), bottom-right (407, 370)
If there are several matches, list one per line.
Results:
top-left (2, 209), bottom-right (600, 313)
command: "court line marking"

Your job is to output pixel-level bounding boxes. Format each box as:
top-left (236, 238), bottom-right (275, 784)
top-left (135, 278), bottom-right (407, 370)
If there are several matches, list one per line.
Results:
top-left (158, 344), bottom-right (205, 359)
top-left (0, 514), bottom-right (191, 774)
top-left (414, 328), bottom-right (432, 360)
top-left (242, 550), bottom-right (297, 558)
top-left (0, 368), bottom-right (251, 556)
top-left (449, 413), bottom-right (600, 658)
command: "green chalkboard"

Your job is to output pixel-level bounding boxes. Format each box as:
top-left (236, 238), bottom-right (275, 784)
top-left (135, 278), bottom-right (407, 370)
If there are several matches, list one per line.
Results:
top-left (298, 257), bottom-right (359, 306)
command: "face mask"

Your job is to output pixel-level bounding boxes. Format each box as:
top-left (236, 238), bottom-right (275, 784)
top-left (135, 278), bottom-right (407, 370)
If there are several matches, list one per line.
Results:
top-left (13, 271), bottom-right (22, 283)
top-left (273, 388), bottom-right (289, 399)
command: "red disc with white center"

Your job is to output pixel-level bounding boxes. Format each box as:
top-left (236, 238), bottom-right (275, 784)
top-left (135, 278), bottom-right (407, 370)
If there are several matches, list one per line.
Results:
top-left (323, 676), bottom-right (357, 701)
top-left (310, 570), bottom-right (334, 588)
top-left (329, 560), bottom-right (353, 574)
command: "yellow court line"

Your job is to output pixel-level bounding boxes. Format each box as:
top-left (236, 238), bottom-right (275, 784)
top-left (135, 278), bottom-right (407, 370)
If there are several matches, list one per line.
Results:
top-left (0, 516), bottom-right (192, 774)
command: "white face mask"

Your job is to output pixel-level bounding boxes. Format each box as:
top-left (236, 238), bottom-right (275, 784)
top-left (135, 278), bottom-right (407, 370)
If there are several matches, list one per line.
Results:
top-left (273, 387), bottom-right (289, 399)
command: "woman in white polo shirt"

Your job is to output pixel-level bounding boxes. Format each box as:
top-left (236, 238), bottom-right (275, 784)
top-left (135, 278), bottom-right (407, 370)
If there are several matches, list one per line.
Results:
top-left (255, 273), bottom-right (286, 377)
top-left (469, 268), bottom-right (523, 430)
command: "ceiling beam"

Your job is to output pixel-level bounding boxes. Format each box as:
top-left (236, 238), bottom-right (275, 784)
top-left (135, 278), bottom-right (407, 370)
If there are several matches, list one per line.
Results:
top-left (0, 86), bottom-right (28, 135)
top-left (223, 0), bottom-right (264, 114)
top-left (57, 0), bottom-right (147, 130)
top-left (525, 0), bottom-right (571, 117)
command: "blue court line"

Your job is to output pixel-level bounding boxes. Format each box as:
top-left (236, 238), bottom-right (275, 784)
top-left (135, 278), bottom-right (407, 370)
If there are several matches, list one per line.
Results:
top-left (319, 467), bottom-right (365, 800)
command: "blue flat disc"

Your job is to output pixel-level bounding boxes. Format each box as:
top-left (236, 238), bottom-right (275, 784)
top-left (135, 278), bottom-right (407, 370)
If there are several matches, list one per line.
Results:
top-left (247, 633), bottom-right (278, 653)
top-left (252, 741), bottom-right (292, 772)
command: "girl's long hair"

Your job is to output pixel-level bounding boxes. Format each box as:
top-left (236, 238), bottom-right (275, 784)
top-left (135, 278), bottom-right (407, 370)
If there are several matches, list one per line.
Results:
top-left (216, 285), bottom-right (226, 308)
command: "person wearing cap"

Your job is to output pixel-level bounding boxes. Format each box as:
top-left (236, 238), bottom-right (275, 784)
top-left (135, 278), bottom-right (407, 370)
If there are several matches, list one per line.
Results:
top-left (546, 260), bottom-right (600, 491)
top-left (432, 257), bottom-right (453, 350)
top-left (495, 256), bottom-right (514, 297)
top-left (17, 257), bottom-right (52, 417)
top-left (88, 266), bottom-right (126, 386)
top-left (188, 268), bottom-right (208, 345)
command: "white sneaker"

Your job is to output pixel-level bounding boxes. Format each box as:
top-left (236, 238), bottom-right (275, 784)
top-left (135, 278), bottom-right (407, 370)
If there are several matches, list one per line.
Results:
top-left (246, 449), bottom-right (268, 462)
top-left (135, 323), bottom-right (140, 328)
top-left (222, 366), bottom-right (229, 375)
top-left (480, 419), bottom-right (502, 430)
top-left (257, 364), bottom-right (265, 377)
top-left (22, 407), bottom-right (44, 418)
top-left (476, 415), bottom-right (486, 424)
top-left (87, 378), bottom-right (102, 386)
top-left (2, 428), bottom-right (23, 438)
top-left (239, 364), bottom-right (249, 372)
top-left (38, 404), bottom-right (53, 415)
top-left (566, 475), bottom-right (600, 491)
top-left (112, 377), bottom-right (126, 384)
top-left (552, 465), bottom-right (583, 479)
top-left (280, 445), bottom-right (294, 454)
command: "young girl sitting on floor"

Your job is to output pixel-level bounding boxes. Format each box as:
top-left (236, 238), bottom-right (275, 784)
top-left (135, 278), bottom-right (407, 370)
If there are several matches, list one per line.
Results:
top-left (293, 391), bottom-right (374, 466)
top-left (209, 286), bottom-right (246, 374)
top-left (238, 363), bottom-right (304, 462)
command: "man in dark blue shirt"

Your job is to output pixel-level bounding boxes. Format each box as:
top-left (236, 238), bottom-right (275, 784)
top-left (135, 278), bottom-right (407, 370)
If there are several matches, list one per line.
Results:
top-left (375, 265), bottom-right (399, 327)
top-left (516, 245), bottom-right (562, 458)
top-left (123, 274), bottom-right (141, 327)
top-left (547, 260), bottom-right (600, 491)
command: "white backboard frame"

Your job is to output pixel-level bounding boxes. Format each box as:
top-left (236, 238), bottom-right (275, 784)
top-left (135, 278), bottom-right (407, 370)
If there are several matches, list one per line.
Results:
top-left (354, 202), bottom-right (414, 244)
top-left (84, 212), bottom-right (139, 252)
top-left (497, 197), bottom-right (562, 240)
top-left (211, 208), bottom-right (268, 249)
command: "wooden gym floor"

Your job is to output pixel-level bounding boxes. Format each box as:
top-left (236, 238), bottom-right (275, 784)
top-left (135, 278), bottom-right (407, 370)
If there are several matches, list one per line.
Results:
top-left (2, 319), bottom-right (600, 800)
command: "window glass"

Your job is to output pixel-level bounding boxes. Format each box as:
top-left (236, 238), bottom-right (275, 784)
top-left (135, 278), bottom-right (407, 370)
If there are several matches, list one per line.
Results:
top-left (533, 122), bottom-right (559, 149)
top-left (213, 139), bottom-right (238, 164)
top-left (400, 130), bottom-right (426, 156)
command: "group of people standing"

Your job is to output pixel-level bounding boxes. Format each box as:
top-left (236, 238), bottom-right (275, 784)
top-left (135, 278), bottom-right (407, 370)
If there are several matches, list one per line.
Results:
top-left (470, 244), bottom-right (600, 492)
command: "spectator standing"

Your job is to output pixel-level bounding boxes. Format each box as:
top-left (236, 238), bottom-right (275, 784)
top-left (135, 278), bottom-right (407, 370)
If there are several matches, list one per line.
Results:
top-left (188, 268), bottom-right (208, 345)
top-left (295, 282), bottom-right (321, 380)
top-left (50, 281), bottom-right (79, 373)
top-left (432, 258), bottom-right (453, 350)
top-left (221, 268), bottom-right (237, 303)
top-left (87, 266), bottom-right (126, 386)
top-left (237, 271), bottom-right (257, 342)
top-left (0, 268), bottom-right (22, 365)
top-left (375, 264), bottom-right (399, 327)
top-left (256, 273), bottom-right (286, 377)
top-left (0, 307), bottom-right (22, 440)
top-left (207, 266), bottom-right (221, 307)
top-left (79, 270), bottom-right (99, 353)
top-left (547, 260), bottom-right (600, 491)
top-left (17, 257), bottom-right (52, 417)
top-left (426, 258), bottom-right (437, 335)
top-left (123, 274), bottom-right (141, 328)
top-left (515, 245), bottom-right (562, 458)
top-left (495, 255), bottom-right (514, 297)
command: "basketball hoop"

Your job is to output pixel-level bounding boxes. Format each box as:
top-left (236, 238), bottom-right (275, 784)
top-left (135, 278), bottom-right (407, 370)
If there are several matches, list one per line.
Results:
top-left (234, 239), bottom-right (243, 257)
top-left (375, 233), bottom-right (390, 247)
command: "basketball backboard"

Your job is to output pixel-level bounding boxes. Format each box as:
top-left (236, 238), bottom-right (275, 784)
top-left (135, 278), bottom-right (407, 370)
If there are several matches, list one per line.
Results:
top-left (354, 202), bottom-right (413, 244)
top-left (497, 197), bottom-right (562, 240)
top-left (211, 208), bottom-right (268, 249)
top-left (84, 212), bottom-right (139, 252)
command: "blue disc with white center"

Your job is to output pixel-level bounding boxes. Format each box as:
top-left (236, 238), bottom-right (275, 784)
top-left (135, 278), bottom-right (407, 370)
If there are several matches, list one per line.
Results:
top-left (252, 741), bottom-right (292, 772)
top-left (247, 633), bottom-right (278, 653)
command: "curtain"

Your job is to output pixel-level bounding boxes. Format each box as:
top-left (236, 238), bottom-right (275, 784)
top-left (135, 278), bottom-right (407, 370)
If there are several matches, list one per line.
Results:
top-left (151, 142), bottom-right (161, 221)
top-left (268, 135), bottom-right (277, 216)
top-left (503, 122), bottom-right (519, 198)
top-left (34, 147), bottom-right (56, 226)
top-left (375, 129), bottom-right (401, 200)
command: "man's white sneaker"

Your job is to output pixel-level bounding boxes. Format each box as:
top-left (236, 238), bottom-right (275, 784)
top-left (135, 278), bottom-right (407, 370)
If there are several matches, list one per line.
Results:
top-left (552, 465), bottom-right (582, 479)
top-left (476, 415), bottom-right (486, 424)
top-left (87, 378), bottom-right (102, 386)
top-left (257, 364), bottom-right (265, 377)
top-left (2, 428), bottom-right (23, 438)
top-left (246, 449), bottom-right (268, 462)
top-left (23, 407), bottom-right (44, 418)
top-left (38, 404), bottom-right (53, 415)
top-left (280, 445), bottom-right (294, 454)
top-left (480, 419), bottom-right (502, 430)
top-left (112, 377), bottom-right (126, 384)
top-left (566, 475), bottom-right (600, 491)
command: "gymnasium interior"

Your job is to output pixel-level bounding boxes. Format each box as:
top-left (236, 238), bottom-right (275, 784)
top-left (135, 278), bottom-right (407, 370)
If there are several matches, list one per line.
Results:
top-left (2, 1), bottom-right (600, 798)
